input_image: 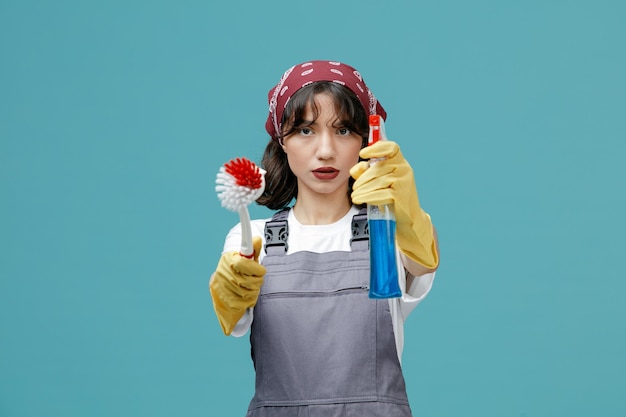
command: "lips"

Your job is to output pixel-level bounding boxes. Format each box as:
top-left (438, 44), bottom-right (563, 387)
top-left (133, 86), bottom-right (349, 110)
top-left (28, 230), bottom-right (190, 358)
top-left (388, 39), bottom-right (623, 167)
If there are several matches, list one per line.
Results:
top-left (312, 167), bottom-right (339, 180)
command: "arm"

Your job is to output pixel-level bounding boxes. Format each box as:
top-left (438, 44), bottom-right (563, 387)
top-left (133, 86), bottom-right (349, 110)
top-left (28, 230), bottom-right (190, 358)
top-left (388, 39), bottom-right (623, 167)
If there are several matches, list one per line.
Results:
top-left (209, 236), bottom-right (265, 335)
top-left (401, 226), bottom-right (440, 277)
top-left (351, 141), bottom-right (440, 271)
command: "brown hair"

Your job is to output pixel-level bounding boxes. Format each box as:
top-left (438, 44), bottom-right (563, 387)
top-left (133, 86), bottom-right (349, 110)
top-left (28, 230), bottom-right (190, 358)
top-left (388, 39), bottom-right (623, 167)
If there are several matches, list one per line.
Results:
top-left (256, 81), bottom-right (369, 210)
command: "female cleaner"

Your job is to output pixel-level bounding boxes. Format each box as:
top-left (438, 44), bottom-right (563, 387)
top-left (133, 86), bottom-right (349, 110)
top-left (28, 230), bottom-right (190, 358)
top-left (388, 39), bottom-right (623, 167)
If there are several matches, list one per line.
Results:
top-left (209, 60), bottom-right (440, 417)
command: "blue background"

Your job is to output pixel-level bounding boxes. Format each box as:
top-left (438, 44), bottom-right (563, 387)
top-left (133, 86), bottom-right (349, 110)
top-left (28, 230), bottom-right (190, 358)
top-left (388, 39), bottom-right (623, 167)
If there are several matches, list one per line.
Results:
top-left (1, 1), bottom-right (624, 416)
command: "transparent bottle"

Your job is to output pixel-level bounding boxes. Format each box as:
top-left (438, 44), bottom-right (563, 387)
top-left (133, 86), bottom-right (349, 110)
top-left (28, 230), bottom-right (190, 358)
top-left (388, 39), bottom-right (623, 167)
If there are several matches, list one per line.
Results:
top-left (367, 115), bottom-right (401, 299)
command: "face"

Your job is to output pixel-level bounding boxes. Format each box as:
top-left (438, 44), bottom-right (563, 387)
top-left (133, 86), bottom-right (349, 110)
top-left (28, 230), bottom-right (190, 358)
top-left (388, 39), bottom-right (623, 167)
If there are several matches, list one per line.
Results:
top-left (281, 93), bottom-right (363, 201)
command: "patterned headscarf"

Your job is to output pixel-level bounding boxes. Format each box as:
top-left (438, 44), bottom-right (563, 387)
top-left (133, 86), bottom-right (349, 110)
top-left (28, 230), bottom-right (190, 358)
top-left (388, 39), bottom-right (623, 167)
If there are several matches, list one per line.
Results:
top-left (265, 60), bottom-right (386, 140)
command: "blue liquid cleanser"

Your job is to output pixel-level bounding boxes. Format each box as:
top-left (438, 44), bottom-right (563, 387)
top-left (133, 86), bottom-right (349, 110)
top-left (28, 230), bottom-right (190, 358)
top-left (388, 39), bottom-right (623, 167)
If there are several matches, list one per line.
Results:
top-left (366, 115), bottom-right (401, 299)
top-left (368, 214), bottom-right (401, 299)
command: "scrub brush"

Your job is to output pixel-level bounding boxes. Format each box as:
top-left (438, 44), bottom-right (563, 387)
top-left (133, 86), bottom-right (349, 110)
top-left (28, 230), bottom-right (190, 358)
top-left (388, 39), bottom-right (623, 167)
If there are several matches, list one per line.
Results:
top-left (215, 157), bottom-right (266, 258)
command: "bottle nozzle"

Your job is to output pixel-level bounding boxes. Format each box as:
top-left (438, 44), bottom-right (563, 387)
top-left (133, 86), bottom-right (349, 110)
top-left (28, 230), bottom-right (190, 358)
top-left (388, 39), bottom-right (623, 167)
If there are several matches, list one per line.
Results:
top-left (368, 114), bottom-right (381, 145)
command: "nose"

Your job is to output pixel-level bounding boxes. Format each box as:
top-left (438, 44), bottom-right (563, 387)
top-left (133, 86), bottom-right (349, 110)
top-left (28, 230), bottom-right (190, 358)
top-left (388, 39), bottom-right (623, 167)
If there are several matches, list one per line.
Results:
top-left (316, 129), bottom-right (336, 160)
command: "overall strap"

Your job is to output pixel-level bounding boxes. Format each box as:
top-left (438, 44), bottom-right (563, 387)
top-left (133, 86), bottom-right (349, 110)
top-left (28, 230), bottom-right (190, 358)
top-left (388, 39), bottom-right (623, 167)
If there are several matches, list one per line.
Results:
top-left (350, 207), bottom-right (369, 251)
top-left (264, 207), bottom-right (370, 255)
top-left (264, 208), bottom-right (290, 256)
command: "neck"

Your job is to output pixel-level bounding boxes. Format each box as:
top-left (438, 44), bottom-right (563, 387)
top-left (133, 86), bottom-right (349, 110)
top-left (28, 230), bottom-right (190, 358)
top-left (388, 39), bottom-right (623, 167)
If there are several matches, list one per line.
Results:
top-left (292, 195), bottom-right (353, 225)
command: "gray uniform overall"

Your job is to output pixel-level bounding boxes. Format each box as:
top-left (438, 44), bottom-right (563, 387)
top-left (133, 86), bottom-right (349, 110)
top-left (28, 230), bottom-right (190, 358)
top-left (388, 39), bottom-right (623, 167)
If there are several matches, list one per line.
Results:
top-left (245, 208), bottom-right (412, 417)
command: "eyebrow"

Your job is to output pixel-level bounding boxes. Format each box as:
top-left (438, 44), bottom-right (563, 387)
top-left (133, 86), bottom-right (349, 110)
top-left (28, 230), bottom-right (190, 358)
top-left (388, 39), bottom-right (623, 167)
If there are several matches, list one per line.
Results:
top-left (301, 118), bottom-right (348, 125)
top-left (332, 119), bottom-right (349, 127)
top-left (292, 116), bottom-right (349, 130)
top-left (293, 119), bottom-right (316, 128)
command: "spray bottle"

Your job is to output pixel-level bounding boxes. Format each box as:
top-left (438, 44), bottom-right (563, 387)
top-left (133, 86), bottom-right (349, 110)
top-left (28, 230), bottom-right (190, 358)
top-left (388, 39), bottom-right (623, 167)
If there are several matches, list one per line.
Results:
top-left (367, 115), bottom-right (401, 299)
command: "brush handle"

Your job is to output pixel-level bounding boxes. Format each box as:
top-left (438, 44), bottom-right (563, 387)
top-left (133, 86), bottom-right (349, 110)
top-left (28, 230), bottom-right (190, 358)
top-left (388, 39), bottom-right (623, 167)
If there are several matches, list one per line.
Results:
top-left (238, 206), bottom-right (254, 258)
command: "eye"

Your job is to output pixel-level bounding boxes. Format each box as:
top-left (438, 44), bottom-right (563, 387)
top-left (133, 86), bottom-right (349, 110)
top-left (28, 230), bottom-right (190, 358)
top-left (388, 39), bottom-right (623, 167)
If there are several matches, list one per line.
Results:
top-left (299, 127), bottom-right (314, 136)
top-left (337, 127), bottom-right (351, 136)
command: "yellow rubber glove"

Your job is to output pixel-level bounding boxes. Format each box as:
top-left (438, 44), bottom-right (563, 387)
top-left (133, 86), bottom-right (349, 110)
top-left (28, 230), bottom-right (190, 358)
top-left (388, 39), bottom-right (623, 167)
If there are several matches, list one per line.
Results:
top-left (209, 236), bottom-right (266, 335)
top-left (350, 141), bottom-right (439, 269)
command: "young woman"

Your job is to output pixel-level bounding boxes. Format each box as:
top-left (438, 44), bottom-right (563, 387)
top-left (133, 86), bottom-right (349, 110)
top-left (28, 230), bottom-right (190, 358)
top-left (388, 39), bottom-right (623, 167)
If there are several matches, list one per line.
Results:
top-left (210, 60), bottom-right (440, 417)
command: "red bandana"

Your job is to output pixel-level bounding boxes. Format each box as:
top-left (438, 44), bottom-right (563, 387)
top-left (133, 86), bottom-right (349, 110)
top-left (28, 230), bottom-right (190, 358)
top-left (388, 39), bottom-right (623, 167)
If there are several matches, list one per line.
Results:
top-left (265, 60), bottom-right (386, 139)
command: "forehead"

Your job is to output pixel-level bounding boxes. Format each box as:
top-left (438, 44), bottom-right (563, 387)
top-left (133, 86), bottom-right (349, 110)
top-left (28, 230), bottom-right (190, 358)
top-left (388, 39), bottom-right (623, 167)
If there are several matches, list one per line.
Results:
top-left (302, 93), bottom-right (345, 118)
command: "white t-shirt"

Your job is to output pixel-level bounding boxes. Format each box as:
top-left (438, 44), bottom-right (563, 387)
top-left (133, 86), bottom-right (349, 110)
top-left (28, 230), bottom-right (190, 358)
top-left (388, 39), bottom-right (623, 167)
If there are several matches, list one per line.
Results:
top-left (221, 206), bottom-right (435, 362)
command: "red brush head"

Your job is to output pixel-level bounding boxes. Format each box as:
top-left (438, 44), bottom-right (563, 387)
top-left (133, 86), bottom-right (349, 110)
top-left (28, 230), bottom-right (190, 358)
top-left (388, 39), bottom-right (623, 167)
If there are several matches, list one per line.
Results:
top-left (224, 158), bottom-right (263, 190)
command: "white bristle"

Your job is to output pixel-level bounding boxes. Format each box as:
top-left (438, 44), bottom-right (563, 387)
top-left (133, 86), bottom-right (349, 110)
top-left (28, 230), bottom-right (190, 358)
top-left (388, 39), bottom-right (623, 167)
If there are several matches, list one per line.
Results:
top-left (215, 167), bottom-right (266, 212)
